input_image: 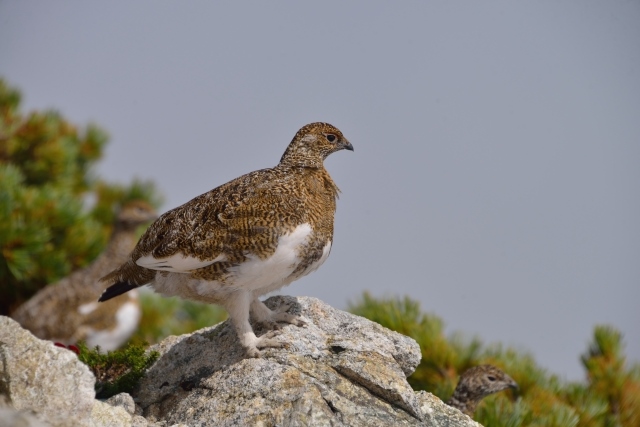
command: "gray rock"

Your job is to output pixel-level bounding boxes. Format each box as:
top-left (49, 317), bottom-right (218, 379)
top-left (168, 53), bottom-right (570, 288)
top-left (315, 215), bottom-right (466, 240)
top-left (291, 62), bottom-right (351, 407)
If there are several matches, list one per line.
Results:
top-left (1, 297), bottom-right (482, 427)
top-left (0, 407), bottom-right (51, 427)
top-left (0, 316), bottom-right (95, 425)
top-left (134, 296), bottom-right (480, 427)
top-left (89, 400), bottom-right (133, 426)
top-left (105, 393), bottom-right (136, 415)
top-left (130, 415), bottom-right (151, 427)
top-left (0, 316), bottom-right (139, 427)
top-left (416, 391), bottom-right (482, 427)
top-left (0, 396), bottom-right (51, 427)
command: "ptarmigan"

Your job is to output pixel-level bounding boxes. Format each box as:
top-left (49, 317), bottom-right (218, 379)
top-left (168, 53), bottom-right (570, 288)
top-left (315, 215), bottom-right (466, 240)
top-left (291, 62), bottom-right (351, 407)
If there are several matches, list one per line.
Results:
top-left (11, 201), bottom-right (157, 350)
top-left (446, 364), bottom-right (518, 417)
top-left (99, 122), bottom-right (353, 357)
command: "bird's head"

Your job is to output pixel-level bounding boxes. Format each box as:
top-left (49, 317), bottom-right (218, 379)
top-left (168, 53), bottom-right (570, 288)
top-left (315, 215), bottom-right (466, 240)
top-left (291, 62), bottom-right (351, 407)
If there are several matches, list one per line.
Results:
top-left (116, 200), bottom-right (158, 228)
top-left (279, 122), bottom-right (353, 168)
top-left (449, 364), bottom-right (518, 416)
top-left (460, 364), bottom-right (518, 398)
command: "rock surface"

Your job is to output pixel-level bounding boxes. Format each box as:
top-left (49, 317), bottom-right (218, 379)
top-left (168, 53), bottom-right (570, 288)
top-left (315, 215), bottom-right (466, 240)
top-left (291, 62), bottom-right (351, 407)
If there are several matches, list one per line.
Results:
top-left (1, 297), bottom-right (481, 427)
top-left (0, 316), bottom-right (95, 425)
top-left (0, 316), bottom-right (141, 427)
top-left (134, 295), bottom-right (481, 427)
top-left (0, 395), bottom-right (51, 427)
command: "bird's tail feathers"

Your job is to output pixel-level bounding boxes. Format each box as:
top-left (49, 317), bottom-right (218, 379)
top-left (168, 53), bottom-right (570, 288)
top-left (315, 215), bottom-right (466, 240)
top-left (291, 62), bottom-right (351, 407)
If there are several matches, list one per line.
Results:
top-left (98, 260), bottom-right (152, 302)
top-left (98, 281), bottom-right (139, 302)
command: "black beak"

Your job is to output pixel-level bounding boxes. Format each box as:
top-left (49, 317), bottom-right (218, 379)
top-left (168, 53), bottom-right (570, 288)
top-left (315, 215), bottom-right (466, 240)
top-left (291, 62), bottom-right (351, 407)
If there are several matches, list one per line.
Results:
top-left (342, 139), bottom-right (354, 152)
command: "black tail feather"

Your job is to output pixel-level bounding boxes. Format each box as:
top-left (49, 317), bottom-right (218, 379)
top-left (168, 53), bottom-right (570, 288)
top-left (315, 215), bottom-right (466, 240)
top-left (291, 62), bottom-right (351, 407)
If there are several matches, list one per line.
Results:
top-left (98, 282), bottom-right (138, 302)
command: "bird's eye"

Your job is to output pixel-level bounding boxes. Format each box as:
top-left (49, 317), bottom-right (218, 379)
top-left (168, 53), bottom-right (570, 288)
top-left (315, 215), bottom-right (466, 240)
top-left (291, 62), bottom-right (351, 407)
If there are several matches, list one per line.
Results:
top-left (326, 134), bottom-right (336, 142)
top-left (487, 376), bottom-right (496, 381)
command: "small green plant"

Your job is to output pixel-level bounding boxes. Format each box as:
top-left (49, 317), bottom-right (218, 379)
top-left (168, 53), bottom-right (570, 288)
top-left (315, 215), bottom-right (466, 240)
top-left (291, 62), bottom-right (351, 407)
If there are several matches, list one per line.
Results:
top-left (77, 341), bottom-right (159, 399)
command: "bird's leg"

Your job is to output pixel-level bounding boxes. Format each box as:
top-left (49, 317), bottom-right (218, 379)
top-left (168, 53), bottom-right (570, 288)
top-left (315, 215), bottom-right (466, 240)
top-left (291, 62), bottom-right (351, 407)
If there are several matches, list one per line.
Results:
top-left (250, 298), bottom-right (306, 331)
top-left (224, 290), bottom-right (283, 358)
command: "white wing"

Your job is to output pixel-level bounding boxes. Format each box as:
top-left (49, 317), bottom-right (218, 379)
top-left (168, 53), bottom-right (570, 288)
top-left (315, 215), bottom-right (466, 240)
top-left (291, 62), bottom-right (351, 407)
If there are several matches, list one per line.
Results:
top-left (136, 252), bottom-right (227, 273)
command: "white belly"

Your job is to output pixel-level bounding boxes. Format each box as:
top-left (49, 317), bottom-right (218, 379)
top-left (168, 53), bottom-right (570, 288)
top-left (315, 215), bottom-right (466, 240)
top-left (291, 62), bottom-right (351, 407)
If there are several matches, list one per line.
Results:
top-left (226, 223), bottom-right (313, 291)
top-left (151, 223), bottom-right (331, 301)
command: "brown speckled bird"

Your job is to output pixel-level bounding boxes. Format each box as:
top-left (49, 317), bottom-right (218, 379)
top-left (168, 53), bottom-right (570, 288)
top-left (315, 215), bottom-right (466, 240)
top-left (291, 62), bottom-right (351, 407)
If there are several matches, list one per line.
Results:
top-left (446, 364), bottom-right (518, 417)
top-left (11, 201), bottom-right (157, 350)
top-left (99, 122), bottom-right (353, 357)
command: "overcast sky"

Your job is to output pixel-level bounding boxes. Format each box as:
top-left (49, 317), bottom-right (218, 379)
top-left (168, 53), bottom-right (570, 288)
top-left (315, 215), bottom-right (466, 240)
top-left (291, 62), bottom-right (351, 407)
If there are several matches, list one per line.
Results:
top-left (1, 1), bottom-right (638, 381)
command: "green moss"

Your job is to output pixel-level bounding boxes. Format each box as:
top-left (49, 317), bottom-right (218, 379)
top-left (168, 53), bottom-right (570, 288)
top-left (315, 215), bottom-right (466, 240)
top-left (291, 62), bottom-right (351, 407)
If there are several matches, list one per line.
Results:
top-left (77, 341), bottom-right (159, 399)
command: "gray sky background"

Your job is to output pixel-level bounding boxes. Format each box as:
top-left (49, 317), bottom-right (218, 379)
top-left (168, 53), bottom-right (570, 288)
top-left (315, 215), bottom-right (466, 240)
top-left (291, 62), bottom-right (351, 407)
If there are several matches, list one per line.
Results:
top-left (1, 1), bottom-right (638, 381)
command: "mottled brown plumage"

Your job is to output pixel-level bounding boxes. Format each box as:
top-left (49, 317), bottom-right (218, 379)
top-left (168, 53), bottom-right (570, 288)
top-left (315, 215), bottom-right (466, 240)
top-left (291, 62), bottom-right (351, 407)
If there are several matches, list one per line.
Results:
top-left (446, 364), bottom-right (518, 417)
top-left (11, 201), bottom-right (157, 350)
top-left (99, 122), bottom-right (353, 357)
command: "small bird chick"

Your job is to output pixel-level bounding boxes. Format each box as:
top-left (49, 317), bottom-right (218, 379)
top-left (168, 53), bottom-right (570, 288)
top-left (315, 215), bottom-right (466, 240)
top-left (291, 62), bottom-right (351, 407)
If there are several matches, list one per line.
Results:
top-left (11, 200), bottom-right (157, 350)
top-left (445, 364), bottom-right (518, 417)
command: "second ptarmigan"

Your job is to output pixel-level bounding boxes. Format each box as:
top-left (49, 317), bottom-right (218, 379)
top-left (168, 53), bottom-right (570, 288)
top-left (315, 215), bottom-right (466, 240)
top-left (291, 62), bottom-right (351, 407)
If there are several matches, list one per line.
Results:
top-left (446, 365), bottom-right (518, 417)
top-left (99, 122), bottom-right (353, 357)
